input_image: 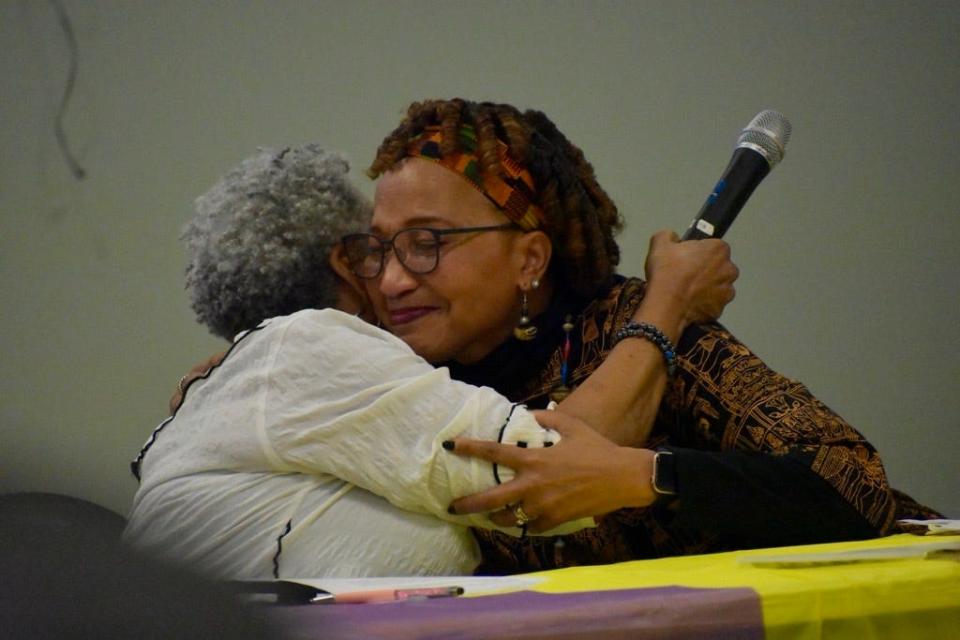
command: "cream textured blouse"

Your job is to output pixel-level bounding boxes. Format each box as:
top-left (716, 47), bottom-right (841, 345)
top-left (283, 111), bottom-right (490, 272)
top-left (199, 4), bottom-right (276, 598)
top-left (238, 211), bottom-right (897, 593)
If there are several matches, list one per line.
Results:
top-left (124, 309), bottom-right (588, 578)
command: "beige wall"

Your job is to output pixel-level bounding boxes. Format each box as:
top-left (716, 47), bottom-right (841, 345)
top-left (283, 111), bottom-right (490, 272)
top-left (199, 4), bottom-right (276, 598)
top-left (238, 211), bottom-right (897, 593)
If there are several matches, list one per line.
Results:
top-left (2, 0), bottom-right (957, 518)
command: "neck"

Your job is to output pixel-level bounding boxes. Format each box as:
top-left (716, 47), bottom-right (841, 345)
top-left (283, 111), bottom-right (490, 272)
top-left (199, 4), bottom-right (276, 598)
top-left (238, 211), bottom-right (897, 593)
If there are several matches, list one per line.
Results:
top-left (444, 282), bottom-right (589, 400)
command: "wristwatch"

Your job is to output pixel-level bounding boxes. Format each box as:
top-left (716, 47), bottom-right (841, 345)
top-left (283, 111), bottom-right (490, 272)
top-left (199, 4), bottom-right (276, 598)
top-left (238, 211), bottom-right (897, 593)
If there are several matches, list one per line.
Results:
top-left (651, 449), bottom-right (678, 497)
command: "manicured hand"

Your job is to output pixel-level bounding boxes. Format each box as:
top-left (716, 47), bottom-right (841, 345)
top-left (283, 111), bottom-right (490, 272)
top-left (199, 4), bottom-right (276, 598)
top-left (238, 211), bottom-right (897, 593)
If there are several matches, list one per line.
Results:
top-left (445, 410), bottom-right (656, 533)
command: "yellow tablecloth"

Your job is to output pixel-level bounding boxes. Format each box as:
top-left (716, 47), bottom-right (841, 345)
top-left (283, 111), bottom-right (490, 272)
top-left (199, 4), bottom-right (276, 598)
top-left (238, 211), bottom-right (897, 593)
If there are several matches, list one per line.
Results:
top-left (524, 534), bottom-right (960, 639)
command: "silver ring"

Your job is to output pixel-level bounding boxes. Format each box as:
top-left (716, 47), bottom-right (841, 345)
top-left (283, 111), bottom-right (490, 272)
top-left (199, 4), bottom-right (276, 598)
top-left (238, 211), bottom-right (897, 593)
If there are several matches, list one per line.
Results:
top-left (513, 504), bottom-right (533, 527)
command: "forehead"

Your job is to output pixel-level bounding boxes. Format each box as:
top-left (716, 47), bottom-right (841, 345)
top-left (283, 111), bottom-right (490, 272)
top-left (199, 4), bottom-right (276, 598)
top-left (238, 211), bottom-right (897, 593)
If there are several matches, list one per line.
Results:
top-left (371, 158), bottom-right (504, 232)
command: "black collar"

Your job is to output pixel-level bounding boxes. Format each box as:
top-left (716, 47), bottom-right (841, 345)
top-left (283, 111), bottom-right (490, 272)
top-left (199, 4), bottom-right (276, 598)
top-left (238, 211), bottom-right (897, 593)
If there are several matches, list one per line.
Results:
top-left (444, 285), bottom-right (595, 400)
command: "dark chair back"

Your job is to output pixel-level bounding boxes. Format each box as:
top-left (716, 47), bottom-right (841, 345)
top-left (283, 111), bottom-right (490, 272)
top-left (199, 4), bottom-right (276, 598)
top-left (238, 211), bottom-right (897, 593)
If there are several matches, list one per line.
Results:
top-left (0, 491), bottom-right (277, 639)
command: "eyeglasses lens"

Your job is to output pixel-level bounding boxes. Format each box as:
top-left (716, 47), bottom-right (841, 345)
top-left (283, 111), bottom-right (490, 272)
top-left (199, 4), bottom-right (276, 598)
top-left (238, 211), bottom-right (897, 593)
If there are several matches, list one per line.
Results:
top-left (345, 229), bottom-right (440, 278)
top-left (345, 235), bottom-right (383, 279)
top-left (394, 229), bottom-right (440, 274)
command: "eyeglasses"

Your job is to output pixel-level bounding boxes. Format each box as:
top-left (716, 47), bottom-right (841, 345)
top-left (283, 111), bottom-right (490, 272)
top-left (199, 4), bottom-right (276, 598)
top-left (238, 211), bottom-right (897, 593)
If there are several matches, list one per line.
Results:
top-left (342, 224), bottom-right (517, 279)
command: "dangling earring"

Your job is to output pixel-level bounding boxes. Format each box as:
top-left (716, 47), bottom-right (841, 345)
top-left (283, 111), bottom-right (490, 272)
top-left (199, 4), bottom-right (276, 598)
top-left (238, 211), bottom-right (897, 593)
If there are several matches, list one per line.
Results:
top-left (513, 279), bottom-right (540, 341)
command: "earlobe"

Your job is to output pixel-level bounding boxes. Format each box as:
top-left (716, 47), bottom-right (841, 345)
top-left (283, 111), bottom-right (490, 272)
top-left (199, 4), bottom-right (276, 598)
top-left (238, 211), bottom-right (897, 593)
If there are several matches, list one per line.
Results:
top-left (329, 245), bottom-right (376, 322)
top-left (328, 244), bottom-right (356, 284)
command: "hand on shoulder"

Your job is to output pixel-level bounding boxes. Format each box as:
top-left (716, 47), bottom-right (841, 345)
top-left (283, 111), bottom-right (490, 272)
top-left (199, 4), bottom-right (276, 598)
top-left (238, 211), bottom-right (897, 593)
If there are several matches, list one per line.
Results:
top-left (445, 410), bottom-right (657, 533)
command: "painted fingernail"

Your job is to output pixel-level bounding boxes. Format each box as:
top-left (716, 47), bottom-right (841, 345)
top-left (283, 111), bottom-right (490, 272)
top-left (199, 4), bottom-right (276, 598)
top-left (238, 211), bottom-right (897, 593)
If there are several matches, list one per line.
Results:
top-left (442, 440), bottom-right (455, 451)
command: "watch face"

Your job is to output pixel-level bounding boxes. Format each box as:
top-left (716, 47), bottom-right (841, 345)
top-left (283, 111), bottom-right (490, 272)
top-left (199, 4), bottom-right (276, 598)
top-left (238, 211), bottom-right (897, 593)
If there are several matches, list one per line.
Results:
top-left (653, 451), bottom-right (678, 496)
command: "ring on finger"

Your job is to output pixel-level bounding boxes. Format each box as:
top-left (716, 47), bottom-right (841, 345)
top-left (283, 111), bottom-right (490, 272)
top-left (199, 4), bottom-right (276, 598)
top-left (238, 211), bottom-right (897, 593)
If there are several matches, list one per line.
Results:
top-left (512, 504), bottom-right (533, 528)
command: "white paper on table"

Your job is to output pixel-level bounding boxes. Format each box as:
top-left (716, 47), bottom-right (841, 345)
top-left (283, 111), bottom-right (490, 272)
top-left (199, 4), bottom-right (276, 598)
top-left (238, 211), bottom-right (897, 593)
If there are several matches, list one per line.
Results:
top-left (897, 519), bottom-right (960, 535)
top-left (285, 575), bottom-right (543, 597)
top-left (738, 539), bottom-right (960, 567)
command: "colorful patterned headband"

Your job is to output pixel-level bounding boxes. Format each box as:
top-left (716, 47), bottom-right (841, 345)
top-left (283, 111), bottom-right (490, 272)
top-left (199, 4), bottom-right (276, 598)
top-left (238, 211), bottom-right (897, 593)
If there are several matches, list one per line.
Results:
top-left (407, 126), bottom-right (545, 231)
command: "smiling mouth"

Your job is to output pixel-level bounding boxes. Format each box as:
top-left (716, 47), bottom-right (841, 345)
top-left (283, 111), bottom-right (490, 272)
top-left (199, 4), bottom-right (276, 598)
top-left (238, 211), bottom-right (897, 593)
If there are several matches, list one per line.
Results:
top-left (388, 307), bottom-right (436, 326)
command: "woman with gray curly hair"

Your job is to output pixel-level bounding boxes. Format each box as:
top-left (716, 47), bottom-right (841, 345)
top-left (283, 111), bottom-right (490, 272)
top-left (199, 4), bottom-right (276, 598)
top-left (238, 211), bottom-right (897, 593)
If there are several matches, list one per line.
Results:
top-left (124, 144), bottom-right (593, 578)
top-left (182, 144), bottom-right (370, 339)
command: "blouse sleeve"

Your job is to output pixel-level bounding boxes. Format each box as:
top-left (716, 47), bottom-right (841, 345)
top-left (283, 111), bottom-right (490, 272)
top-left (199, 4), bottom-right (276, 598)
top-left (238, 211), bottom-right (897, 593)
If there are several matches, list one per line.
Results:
top-left (260, 310), bottom-right (588, 536)
top-left (654, 321), bottom-right (896, 543)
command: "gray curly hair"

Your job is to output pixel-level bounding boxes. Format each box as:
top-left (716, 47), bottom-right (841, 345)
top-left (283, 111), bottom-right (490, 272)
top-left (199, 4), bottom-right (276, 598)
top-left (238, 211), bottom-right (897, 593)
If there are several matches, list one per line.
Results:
top-left (181, 144), bottom-right (371, 339)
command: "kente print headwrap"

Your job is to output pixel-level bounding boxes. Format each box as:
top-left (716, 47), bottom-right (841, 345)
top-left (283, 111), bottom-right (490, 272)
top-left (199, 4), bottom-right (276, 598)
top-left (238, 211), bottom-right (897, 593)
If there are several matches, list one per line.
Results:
top-left (407, 126), bottom-right (546, 231)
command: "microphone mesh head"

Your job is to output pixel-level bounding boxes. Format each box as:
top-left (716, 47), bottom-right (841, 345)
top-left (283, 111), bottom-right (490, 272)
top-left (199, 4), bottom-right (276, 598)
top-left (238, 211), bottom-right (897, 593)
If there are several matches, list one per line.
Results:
top-left (736, 110), bottom-right (792, 168)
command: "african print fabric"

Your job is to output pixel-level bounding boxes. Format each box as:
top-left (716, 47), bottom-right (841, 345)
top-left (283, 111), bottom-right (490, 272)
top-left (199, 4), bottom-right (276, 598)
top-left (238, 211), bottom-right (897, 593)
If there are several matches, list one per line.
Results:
top-left (466, 277), bottom-right (940, 574)
top-left (407, 126), bottom-right (544, 230)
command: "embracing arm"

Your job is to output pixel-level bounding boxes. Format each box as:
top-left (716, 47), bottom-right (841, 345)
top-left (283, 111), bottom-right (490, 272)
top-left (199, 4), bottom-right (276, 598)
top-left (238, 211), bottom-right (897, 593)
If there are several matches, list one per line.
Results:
top-left (259, 225), bottom-right (736, 532)
top-left (448, 409), bottom-right (659, 532)
top-left (163, 232), bottom-right (735, 534)
top-left (556, 230), bottom-right (738, 446)
top-left (449, 293), bottom-right (892, 544)
top-left (168, 350), bottom-right (227, 414)
top-left (449, 323), bottom-right (893, 542)
top-left (652, 322), bottom-right (895, 543)
top-left (261, 310), bottom-right (588, 535)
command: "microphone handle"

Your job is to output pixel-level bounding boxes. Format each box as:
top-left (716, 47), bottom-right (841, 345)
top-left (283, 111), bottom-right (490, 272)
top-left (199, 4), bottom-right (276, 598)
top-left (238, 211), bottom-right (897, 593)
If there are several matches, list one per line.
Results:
top-left (681, 147), bottom-right (771, 241)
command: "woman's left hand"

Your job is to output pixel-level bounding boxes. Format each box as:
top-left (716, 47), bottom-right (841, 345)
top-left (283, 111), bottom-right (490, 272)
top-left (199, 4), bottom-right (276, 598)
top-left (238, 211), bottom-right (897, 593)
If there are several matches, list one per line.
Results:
top-left (168, 350), bottom-right (227, 414)
top-left (445, 410), bottom-right (657, 533)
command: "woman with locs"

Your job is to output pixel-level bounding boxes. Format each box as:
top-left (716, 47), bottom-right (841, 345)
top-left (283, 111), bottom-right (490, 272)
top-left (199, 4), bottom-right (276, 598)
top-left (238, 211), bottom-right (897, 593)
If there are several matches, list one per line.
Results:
top-left (349, 98), bottom-right (939, 573)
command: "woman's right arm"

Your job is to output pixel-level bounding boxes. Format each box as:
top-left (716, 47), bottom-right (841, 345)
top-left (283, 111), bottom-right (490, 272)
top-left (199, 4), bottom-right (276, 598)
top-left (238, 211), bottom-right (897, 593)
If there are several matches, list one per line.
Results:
top-left (261, 310), bottom-right (589, 535)
top-left (556, 230), bottom-right (738, 446)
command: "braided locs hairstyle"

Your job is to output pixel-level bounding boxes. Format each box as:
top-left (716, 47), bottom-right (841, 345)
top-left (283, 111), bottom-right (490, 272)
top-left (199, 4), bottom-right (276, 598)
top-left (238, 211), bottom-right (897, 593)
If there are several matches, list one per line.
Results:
top-left (367, 98), bottom-right (624, 297)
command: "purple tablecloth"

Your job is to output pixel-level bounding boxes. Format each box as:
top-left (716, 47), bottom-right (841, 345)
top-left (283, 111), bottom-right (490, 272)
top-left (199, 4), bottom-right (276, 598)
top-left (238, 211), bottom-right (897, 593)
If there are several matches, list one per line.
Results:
top-left (269, 586), bottom-right (764, 639)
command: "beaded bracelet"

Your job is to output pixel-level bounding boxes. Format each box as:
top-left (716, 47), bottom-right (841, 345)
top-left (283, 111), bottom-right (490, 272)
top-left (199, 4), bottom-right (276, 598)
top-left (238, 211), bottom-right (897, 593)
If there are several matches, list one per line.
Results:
top-left (613, 321), bottom-right (678, 376)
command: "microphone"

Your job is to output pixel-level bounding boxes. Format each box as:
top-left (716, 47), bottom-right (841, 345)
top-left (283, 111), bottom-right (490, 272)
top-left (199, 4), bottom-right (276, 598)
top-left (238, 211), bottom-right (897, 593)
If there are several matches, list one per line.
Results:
top-left (681, 110), bottom-right (792, 240)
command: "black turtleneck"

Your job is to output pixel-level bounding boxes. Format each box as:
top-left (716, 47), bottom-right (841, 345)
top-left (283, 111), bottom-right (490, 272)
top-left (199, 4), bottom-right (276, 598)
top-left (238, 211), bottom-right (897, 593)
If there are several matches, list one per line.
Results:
top-left (443, 282), bottom-right (595, 402)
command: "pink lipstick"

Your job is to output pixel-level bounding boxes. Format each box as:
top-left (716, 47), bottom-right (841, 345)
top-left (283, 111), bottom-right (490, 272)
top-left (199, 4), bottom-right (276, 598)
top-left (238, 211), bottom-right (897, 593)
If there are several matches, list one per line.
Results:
top-left (389, 307), bottom-right (435, 325)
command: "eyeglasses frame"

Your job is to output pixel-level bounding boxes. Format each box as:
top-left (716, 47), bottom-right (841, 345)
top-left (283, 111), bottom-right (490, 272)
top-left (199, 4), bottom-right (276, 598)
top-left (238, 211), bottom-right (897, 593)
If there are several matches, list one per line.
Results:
top-left (342, 223), bottom-right (518, 279)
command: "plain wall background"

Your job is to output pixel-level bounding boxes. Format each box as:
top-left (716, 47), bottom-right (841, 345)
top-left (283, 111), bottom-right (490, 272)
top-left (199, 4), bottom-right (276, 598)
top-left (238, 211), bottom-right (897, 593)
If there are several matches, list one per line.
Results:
top-left (2, 1), bottom-right (957, 519)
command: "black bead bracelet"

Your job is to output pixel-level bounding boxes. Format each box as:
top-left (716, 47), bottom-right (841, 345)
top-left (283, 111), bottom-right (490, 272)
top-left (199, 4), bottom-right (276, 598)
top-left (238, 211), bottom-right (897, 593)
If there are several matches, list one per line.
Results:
top-left (613, 321), bottom-right (677, 376)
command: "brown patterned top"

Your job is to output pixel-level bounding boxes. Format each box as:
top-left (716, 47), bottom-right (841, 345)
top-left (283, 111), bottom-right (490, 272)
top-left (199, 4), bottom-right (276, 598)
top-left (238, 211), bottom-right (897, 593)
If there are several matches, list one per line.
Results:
top-left (470, 277), bottom-right (938, 575)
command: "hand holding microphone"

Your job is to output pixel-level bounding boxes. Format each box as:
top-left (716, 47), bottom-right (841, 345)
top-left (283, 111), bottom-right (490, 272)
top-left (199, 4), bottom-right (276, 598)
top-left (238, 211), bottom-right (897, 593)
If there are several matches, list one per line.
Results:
top-left (644, 110), bottom-right (791, 324)
top-left (644, 230), bottom-right (740, 328)
top-left (633, 111), bottom-right (792, 344)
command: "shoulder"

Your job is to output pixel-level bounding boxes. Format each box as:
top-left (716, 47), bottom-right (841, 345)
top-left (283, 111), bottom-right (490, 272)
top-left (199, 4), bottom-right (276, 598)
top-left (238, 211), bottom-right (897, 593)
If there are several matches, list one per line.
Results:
top-left (265, 307), bottom-right (365, 332)
top-left (609, 276), bottom-right (646, 308)
top-left (268, 309), bottom-right (405, 347)
top-left (578, 275), bottom-right (648, 337)
top-left (269, 308), bottom-right (426, 368)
